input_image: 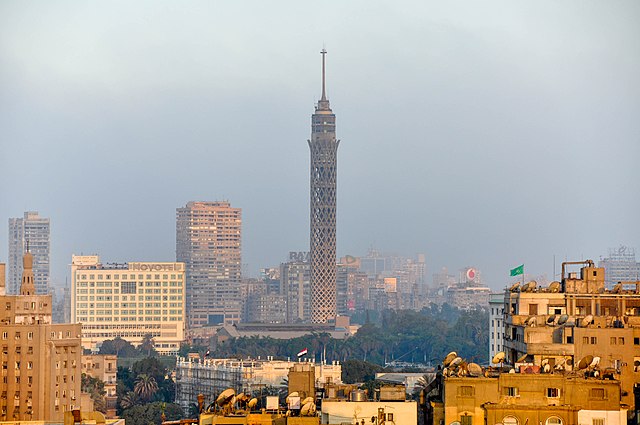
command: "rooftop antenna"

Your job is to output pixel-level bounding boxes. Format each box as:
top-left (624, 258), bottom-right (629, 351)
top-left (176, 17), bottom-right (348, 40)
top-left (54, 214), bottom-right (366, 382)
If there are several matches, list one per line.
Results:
top-left (320, 47), bottom-right (327, 101)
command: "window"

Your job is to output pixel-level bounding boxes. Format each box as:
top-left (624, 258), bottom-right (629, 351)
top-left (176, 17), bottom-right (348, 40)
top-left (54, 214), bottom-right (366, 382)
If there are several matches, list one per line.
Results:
top-left (459, 386), bottom-right (474, 396)
top-left (591, 337), bottom-right (597, 344)
top-left (583, 336), bottom-right (589, 344)
top-left (503, 417), bottom-right (518, 425)
top-left (610, 337), bottom-right (617, 345)
top-left (461, 415), bottom-right (472, 425)
top-left (505, 387), bottom-right (519, 396)
top-left (547, 388), bottom-right (560, 398)
top-left (592, 419), bottom-right (604, 425)
top-left (546, 417), bottom-right (563, 425)
top-left (590, 388), bottom-right (606, 399)
top-left (634, 337), bottom-right (639, 345)
top-left (618, 337), bottom-right (625, 345)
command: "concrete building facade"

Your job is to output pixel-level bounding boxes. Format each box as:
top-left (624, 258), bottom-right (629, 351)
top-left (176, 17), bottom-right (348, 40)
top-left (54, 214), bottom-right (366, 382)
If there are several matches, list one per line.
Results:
top-left (0, 252), bottom-right (83, 421)
top-left (442, 374), bottom-right (626, 425)
top-left (70, 255), bottom-right (185, 354)
top-left (8, 211), bottom-right (50, 295)
top-left (176, 201), bottom-right (242, 328)
top-left (500, 260), bottom-right (640, 417)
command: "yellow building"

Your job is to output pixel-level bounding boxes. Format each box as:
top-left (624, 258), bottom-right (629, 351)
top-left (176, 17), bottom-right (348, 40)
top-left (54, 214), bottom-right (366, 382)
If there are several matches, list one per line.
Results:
top-left (82, 354), bottom-right (117, 417)
top-left (0, 252), bottom-right (83, 421)
top-left (71, 255), bottom-right (186, 354)
top-left (443, 373), bottom-right (626, 425)
top-left (501, 260), bottom-right (640, 412)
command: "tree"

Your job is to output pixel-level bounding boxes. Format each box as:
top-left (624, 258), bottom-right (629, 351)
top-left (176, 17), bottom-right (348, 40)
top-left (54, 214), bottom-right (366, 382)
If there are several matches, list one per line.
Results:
top-left (120, 402), bottom-right (183, 425)
top-left (81, 373), bottom-right (106, 413)
top-left (100, 337), bottom-right (139, 357)
top-left (341, 360), bottom-right (384, 384)
top-left (134, 374), bottom-right (159, 402)
top-left (120, 391), bottom-right (142, 410)
top-left (139, 334), bottom-right (157, 357)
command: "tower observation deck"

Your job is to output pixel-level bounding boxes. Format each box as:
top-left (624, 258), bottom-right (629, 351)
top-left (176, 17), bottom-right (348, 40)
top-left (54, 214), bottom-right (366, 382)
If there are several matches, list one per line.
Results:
top-left (308, 49), bottom-right (339, 323)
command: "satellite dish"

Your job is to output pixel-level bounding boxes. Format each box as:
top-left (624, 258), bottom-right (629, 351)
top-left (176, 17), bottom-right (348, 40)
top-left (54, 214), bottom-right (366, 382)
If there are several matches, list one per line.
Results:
top-left (612, 283), bottom-right (622, 293)
top-left (529, 317), bottom-right (537, 327)
top-left (468, 363), bottom-right (482, 377)
top-left (546, 315), bottom-right (557, 325)
top-left (286, 392), bottom-right (299, 404)
top-left (247, 398), bottom-right (258, 409)
top-left (442, 367), bottom-right (450, 377)
top-left (582, 315), bottom-right (594, 326)
top-left (508, 368), bottom-right (515, 374)
top-left (548, 281), bottom-right (561, 293)
top-left (443, 351), bottom-right (457, 367)
top-left (590, 356), bottom-right (600, 368)
top-left (492, 352), bottom-right (506, 364)
top-left (558, 314), bottom-right (569, 325)
top-left (302, 397), bottom-right (314, 405)
top-left (577, 355), bottom-right (594, 370)
top-left (517, 353), bottom-right (529, 363)
top-left (450, 357), bottom-right (463, 367)
top-left (216, 388), bottom-right (236, 406)
top-left (300, 401), bottom-right (316, 416)
top-left (543, 363), bottom-right (551, 373)
top-left (541, 358), bottom-right (549, 367)
top-left (510, 282), bottom-right (520, 292)
top-left (566, 358), bottom-right (574, 366)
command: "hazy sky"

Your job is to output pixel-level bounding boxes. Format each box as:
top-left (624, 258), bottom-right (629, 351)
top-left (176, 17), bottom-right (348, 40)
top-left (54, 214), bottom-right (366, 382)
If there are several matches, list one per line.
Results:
top-left (1, 1), bottom-right (639, 289)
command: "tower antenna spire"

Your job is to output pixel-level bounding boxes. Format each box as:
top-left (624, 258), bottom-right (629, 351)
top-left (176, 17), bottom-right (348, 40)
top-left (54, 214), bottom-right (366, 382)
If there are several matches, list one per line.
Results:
top-left (321, 48), bottom-right (327, 101)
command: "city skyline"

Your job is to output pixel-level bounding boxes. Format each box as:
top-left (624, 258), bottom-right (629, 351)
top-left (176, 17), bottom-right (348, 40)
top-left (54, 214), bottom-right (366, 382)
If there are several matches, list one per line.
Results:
top-left (1, 2), bottom-right (639, 289)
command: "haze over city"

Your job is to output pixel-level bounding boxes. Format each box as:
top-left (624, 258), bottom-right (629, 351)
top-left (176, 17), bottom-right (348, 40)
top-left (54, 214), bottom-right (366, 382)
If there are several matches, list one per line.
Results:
top-left (1, 1), bottom-right (638, 288)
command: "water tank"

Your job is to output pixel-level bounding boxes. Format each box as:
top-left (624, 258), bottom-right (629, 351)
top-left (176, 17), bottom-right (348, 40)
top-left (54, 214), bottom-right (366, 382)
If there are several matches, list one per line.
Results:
top-left (350, 390), bottom-right (367, 402)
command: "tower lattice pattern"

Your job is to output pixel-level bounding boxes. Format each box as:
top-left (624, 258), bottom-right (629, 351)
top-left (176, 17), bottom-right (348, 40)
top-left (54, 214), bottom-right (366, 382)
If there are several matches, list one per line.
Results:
top-left (308, 49), bottom-right (340, 323)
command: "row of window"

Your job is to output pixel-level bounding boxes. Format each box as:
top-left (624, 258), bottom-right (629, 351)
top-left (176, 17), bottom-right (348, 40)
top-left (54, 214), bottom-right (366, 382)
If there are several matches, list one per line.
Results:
top-left (77, 274), bottom-right (182, 280)
top-left (459, 386), bottom-right (606, 399)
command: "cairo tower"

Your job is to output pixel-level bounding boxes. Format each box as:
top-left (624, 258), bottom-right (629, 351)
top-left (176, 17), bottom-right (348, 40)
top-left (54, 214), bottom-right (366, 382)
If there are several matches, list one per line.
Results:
top-left (308, 49), bottom-right (339, 323)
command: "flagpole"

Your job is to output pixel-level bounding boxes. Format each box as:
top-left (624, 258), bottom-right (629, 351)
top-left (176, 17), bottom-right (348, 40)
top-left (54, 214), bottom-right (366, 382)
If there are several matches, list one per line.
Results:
top-left (522, 265), bottom-right (525, 286)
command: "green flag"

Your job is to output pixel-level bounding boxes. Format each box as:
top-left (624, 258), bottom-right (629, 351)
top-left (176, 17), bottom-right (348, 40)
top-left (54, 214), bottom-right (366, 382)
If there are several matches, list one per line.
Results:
top-left (510, 264), bottom-right (524, 276)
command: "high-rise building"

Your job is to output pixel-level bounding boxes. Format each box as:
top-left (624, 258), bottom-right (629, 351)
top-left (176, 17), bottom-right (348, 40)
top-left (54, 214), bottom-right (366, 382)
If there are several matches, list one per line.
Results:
top-left (0, 252), bottom-right (83, 420)
top-left (308, 49), bottom-right (339, 323)
top-left (8, 211), bottom-right (50, 295)
top-left (599, 246), bottom-right (639, 288)
top-left (70, 255), bottom-right (186, 354)
top-left (176, 201), bottom-right (242, 328)
top-left (281, 253), bottom-right (311, 323)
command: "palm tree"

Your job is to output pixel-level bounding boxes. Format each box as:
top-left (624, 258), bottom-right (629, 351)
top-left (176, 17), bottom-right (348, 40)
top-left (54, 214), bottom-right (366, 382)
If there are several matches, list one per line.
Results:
top-left (133, 374), bottom-right (159, 402)
top-left (120, 391), bottom-right (141, 410)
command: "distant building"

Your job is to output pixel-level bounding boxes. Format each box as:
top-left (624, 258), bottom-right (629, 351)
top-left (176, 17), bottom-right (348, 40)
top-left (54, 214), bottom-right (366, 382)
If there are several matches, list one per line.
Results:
top-left (281, 253), bottom-right (311, 323)
top-left (599, 246), bottom-right (639, 288)
top-left (70, 255), bottom-right (185, 354)
top-left (488, 293), bottom-right (505, 362)
top-left (0, 252), bottom-right (83, 421)
top-left (176, 201), bottom-right (242, 328)
top-left (8, 211), bottom-right (50, 295)
top-left (175, 357), bottom-right (342, 412)
top-left (82, 354), bottom-right (117, 417)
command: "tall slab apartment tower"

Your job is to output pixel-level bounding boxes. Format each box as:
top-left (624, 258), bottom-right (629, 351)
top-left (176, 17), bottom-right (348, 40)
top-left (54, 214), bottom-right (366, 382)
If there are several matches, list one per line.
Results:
top-left (308, 50), bottom-right (339, 323)
top-left (8, 211), bottom-right (50, 295)
top-left (176, 201), bottom-right (242, 328)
